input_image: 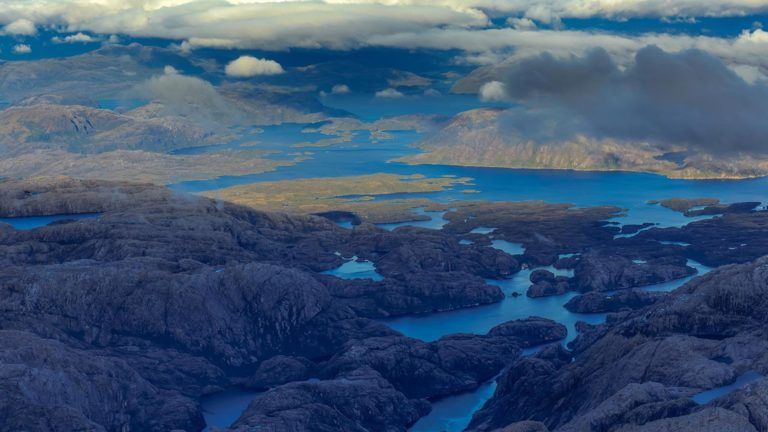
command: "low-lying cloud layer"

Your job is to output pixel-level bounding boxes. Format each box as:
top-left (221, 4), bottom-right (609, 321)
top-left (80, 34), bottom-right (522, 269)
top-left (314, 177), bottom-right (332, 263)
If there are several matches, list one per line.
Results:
top-left (133, 67), bottom-right (242, 125)
top-left (490, 46), bottom-right (768, 154)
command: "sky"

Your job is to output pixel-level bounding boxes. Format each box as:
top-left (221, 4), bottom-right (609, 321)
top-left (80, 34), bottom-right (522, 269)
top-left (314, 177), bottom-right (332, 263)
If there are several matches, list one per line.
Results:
top-left (1, 0), bottom-right (768, 155)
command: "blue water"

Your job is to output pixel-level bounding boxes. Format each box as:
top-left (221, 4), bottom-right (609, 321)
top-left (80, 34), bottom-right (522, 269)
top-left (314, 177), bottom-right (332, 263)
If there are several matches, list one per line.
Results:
top-left (411, 379), bottom-right (497, 432)
top-left (97, 98), bottom-right (148, 112)
top-left (200, 389), bottom-right (261, 431)
top-left (321, 93), bottom-right (509, 122)
top-left (385, 257), bottom-right (708, 345)
top-left (384, 266), bottom-right (601, 345)
top-left (411, 346), bottom-right (546, 432)
top-left (322, 256), bottom-right (384, 281)
top-left (386, 258), bottom-right (710, 432)
top-left (172, 123), bottom-right (331, 156)
top-left (378, 208), bottom-right (448, 230)
top-left (490, 240), bottom-right (525, 255)
top-left (0, 213), bottom-right (101, 230)
top-left (470, 227), bottom-right (496, 234)
top-left (170, 123), bottom-right (768, 234)
top-left (642, 259), bottom-right (711, 293)
top-left (692, 371), bottom-right (764, 405)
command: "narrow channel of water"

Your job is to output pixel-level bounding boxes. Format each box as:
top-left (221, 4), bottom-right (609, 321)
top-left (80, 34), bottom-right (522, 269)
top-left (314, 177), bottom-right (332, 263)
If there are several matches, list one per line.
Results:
top-left (200, 389), bottom-right (261, 431)
top-left (692, 371), bottom-right (764, 405)
top-left (0, 213), bottom-right (101, 230)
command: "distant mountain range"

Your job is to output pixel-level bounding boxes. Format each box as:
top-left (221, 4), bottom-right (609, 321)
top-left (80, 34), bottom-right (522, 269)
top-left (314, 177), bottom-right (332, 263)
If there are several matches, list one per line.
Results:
top-left (402, 108), bottom-right (768, 180)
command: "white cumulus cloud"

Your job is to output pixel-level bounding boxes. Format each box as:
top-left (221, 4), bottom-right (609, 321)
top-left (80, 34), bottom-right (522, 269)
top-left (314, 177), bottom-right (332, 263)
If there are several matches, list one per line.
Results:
top-left (12, 44), bottom-right (31, 54)
top-left (479, 81), bottom-right (506, 101)
top-left (51, 32), bottom-right (99, 43)
top-left (3, 19), bottom-right (36, 36)
top-left (375, 88), bottom-right (405, 98)
top-left (225, 56), bottom-right (284, 77)
top-left (331, 84), bottom-right (351, 94)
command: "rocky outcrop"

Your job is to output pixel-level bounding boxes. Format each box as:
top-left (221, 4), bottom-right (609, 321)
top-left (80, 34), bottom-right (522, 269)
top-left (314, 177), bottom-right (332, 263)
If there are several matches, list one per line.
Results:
top-left (244, 356), bottom-right (315, 390)
top-left (573, 254), bottom-right (694, 292)
top-left (712, 378), bottom-right (768, 431)
top-left (470, 344), bottom-right (574, 430)
top-left (229, 367), bottom-right (429, 432)
top-left (0, 330), bottom-right (204, 432)
top-left (640, 209), bottom-right (768, 267)
top-left (495, 422), bottom-right (550, 432)
top-left (322, 272), bottom-right (504, 317)
top-left (0, 103), bottom-right (212, 155)
top-left (320, 318), bottom-right (567, 399)
top-left (612, 408), bottom-right (757, 432)
top-left (467, 257), bottom-right (768, 432)
top-left (564, 290), bottom-right (665, 313)
top-left (0, 260), bottom-right (333, 369)
top-left (527, 270), bottom-right (570, 298)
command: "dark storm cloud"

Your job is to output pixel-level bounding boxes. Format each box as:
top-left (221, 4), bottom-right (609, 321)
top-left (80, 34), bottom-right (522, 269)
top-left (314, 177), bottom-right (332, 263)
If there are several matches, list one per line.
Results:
top-left (495, 46), bottom-right (768, 154)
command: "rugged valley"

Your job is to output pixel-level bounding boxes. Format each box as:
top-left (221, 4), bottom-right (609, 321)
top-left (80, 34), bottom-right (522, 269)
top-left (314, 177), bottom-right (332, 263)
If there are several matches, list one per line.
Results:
top-left (1, 177), bottom-right (768, 431)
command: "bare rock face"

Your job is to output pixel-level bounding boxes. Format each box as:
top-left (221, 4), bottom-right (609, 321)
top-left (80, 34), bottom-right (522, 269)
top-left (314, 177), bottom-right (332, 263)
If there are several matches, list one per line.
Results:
top-left (527, 279), bottom-right (569, 298)
top-left (0, 330), bottom-right (204, 432)
top-left (0, 260), bottom-right (332, 369)
top-left (573, 254), bottom-right (694, 292)
top-left (613, 408), bottom-right (757, 432)
top-left (527, 270), bottom-right (570, 298)
top-left (229, 367), bottom-right (430, 432)
top-left (712, 378), bottom-right (768, 431)
top-left (556, 382), bottom-right (695, 432)
top-left (0, 103), bottom-right (211, 155)
top-left (530, 269), bottom-right (556, 284)
top-left (245, 355), bottom-right (315, 390)
top-left (494, 422), bottom-right (550, 432)
top-left (564, 290), bottom-right (665, 313)
top-left (323, 271), bottom-right (504, 318)
top-left (469, 344), bottom-right (574, 430)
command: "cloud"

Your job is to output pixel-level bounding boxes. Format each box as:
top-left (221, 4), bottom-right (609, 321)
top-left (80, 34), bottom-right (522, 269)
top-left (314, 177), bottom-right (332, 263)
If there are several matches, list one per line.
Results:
top-left (375, 88), bottom-right (405, 98)
top-left (0, 1), bottom-right (767, 76)
top-left (331, 84), bottom-right (351, 94)
top-left (3, 18), bottom-right (36, 36)
top-left (12, 44), bottom-right (31, 54)
top-left (133, 71), bottom-right (241, 125)
top-left (225, 56), bottom-right (284, 77)
top-left (32, 1), bottom-right (487, 51)
top-left (51, 32), bottom-right (99, 44)
top-left (447, 27), bottom-right (768, 91)
top-left (487, 46), bottom-right (768, 155)
top-left (478, 81), bottom-right (505, 101)
top-left (507, 17), bottom-right (537, 30)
